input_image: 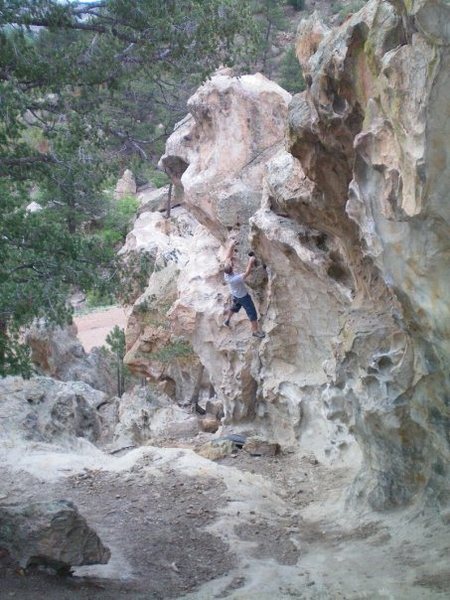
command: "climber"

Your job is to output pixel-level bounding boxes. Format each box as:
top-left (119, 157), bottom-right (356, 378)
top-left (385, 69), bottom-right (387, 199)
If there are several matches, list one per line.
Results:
top-left (222, 240), bottom-right (265, 339)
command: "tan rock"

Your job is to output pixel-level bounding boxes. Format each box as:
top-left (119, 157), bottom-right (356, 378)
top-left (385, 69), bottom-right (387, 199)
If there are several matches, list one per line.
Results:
top-left (295, 11), bottom-right (331, 74)
top-left (205, 400), bottom-right (224, 420)
top-left (196, 439), bottom-right (235, 461)
top-left (199, 417), bottom-right (220, 434)
top-left (243, 437), bottom-right (280, 457)
top-left (124, 0), bottom-right (450, 513)
top-left (137, 185), bottom-right (169, 215)
top-left (114, 169), bottom-right (136, 199)
top-left (25, 324), bottom-right (116, 396)
top-left (159, 71), bottom-right (291, 241)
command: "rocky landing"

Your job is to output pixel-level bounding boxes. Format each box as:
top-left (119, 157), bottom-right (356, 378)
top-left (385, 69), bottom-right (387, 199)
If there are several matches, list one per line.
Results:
top-left (0, 500), bottom-right (110, 571)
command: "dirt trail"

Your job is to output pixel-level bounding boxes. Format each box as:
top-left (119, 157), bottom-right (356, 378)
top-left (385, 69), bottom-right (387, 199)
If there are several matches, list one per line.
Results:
top-left (1, 443), bottom-right (448, 600)
top-left (74, 307), bottom-right (128, 352)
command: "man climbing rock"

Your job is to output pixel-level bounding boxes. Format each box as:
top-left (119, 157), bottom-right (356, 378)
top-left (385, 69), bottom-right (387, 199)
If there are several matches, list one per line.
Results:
top-left (222, 241), bottom-right (265, 339)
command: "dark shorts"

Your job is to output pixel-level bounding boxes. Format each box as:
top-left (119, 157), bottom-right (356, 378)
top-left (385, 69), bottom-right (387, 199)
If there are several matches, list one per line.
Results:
top-left (231, 293), bottom-right (257, 322)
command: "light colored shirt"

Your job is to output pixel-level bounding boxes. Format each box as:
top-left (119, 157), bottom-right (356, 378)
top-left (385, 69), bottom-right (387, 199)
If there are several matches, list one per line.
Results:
top-left (224, 272), bottom-right (247, 298)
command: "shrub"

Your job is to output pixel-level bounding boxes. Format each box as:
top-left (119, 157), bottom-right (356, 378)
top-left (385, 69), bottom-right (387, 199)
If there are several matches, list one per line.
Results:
top-left (152, 339), bottom-right (194, 362)
top-left (338, 0), bottom-right (367, 18)
top-left (101, 194), bottom-right (139, 246)
top-left (287, 0), bottom-right (305, 10)
top-left (278, 45), bottom-right (306, 94)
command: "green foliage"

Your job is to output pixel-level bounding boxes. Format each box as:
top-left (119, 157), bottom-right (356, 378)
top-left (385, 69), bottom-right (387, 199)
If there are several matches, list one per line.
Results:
top-left (148, 170), bottom-right (170, 189)
top-left (105, 325), bottom-right (128, 396)
top-left (278, 45), bottom-right (306, 94)
top-left (334, 1), bottom-right (368, 18)
top-left (287, 0), bottom-right (305, 9)
top-left (0, 180), bottom-right (116, 375)
top-left (0, 0), bottom-right (255, 374)
top-left (252, 0), bottom-right (288, 77)
top-left (129, 160), bottom-right (170, 189)
top-left (101, 195), bottom-right (139, 247)
top-left (152, 339), bottom-right (194, 363)
top-left (105, 325), bottom-right (126, 358)
top-left (85, 289), bottom-right (115, 310)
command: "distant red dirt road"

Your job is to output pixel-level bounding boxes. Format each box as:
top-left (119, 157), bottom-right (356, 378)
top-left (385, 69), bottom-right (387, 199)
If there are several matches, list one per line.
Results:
top-left (74, 306), bottom-right (128, 352)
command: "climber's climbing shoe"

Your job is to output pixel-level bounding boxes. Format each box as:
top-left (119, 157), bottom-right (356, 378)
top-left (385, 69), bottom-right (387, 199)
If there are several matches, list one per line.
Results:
top-left (252, 331), bottom-right (265, 339)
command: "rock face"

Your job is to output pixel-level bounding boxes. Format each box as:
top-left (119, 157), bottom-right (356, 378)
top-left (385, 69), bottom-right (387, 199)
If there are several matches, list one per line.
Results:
top-left (278, 0), bottom-right (449, 510)
top-left (0, 376), bottom-right (105, 445)
top-left (159, 70), bottom-right (291, 244)
top-left (113, 386), bottom-right (199, 447)
top-left (126, 1), bottom-right (450, 512)
top-left (0, 500), bottom-right (110, 570)
top-left (26, 324), bottom-right (117, 396)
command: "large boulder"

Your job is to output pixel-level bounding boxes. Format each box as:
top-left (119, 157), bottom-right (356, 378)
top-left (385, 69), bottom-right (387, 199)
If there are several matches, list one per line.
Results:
top-left (137, 185), bottom-right (170, 216)
top-left (113, 386), bottom-right (199, 448)
top-left (159, 69), bottom-right (291, 243)
top-left (26, 324), bottom-right (117, 396)
top-left (122, 207), bottom-right (208, 404)
top-left (152, 72), bottom-right (291, 421)
top-left (0, 376), bottom-right (105, 445)
top-left (0, 500), bottom-right (110, 570)
top-left (263, 0), bottom-right (450, 509)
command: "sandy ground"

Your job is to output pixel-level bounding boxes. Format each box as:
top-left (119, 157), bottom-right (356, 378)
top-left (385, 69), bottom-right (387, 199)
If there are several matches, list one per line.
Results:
top-left (1, 437), bottom-right (449, 600)
top-left (74, 307), bottom-right (128, 352)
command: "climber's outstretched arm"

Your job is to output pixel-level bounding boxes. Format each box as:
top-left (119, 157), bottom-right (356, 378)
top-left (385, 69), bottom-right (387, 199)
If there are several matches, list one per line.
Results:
top-left (243, 256), bottom-right (256, 279)
top-left (225, 240), bottom-right (236, 263)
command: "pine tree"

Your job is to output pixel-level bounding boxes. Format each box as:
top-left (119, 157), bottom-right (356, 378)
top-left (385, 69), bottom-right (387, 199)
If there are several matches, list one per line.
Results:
top-left (0, 0), bottom-right (256, 374)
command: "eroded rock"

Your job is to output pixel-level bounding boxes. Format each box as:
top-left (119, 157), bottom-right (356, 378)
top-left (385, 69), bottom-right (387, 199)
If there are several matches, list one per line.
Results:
top-left (113, 386), bottom-right (199, 447)
top-left (26, 324), bottom-right (116, 396)
top-left (114, 169), bottom-right (136, 199)
top-left (196, 439), bottom-right (236, 461)
top-left (0, 500), bottom-right (110, 570)
top-left (0, 376), bottom-right (104, 445)
top-left (243, 437), bottom-right (280, 457)
top-left (124, 1), bottom-right (450, 512)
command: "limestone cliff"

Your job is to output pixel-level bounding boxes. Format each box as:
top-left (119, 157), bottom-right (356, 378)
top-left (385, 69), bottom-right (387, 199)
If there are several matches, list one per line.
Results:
top-left (124, 0), bottom-right (449, 512)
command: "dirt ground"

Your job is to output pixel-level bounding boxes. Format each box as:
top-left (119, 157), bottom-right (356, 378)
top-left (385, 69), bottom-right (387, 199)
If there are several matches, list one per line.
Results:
top-left (74, 307), bottom-right (128, 352)
top-left (1, 442), bottom-right (448, 600)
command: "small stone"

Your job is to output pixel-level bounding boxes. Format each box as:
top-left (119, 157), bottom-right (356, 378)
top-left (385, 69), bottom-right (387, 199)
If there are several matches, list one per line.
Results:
top-left (195, 439), bottom-right (235, 461)
top-left (199, 417), bottom-right (220, 433)
top-left (243, 437), bottom-right (280, 457)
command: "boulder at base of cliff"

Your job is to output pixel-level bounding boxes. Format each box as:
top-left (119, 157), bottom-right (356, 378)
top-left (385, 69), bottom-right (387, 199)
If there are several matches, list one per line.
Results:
top-left (196, 439), bottom-right (236, 461)
top-left (113, 386), bottom-right (200, 448)
top-left (243, 437), bottom-right (281, 457)
top-left (0, 376), bottom-right (106, 446)
top-left (0, 500), bottom-right (110, 571)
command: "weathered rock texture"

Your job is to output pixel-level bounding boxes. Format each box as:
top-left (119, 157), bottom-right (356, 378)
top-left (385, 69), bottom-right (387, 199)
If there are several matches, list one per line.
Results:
top-left (0, 376), bottom-right (106, 445)
top-left (159, 70), bottom-right (292, 244)
top-left (125, 1), bottom-right (449, 512)
top-left (26, 324), bottom-right (116, 396)
top-left (0, 500), bottom-right (110, 570)
top-left (113, 385), bottom-right (199, 448)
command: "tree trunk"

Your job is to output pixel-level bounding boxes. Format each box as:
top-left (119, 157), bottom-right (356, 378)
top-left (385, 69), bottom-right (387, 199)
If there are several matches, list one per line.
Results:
top-left (166, 183), bottom-right (173, 219)
top-left (262, 21), bottom-right (272, 75)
